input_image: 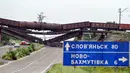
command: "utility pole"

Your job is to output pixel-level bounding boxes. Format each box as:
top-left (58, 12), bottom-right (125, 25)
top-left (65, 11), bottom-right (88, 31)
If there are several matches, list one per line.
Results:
top-left (38, 12), bottom-right (45, 24)
top-left (37, 12), bottom-right (46, 42)
top-left (118, 8), bottom-right (128, 24)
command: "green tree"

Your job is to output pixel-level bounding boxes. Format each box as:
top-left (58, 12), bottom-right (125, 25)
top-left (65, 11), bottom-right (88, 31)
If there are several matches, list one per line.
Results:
top-left (1, 33), bottom-right (10, 44)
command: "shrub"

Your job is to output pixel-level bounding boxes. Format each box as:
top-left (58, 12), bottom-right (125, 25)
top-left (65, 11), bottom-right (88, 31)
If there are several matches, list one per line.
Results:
top-left (15, 51), bottom-right (23, 59)
top-left (23, 48), bottom-right (30, 55)
top-left (2, 43), bottom-right (41, 60)
top-left (2, 51), bottom-right (16, 60)
top-left (28, 46), bottom-right (33, 52)
top-left (30, 43), bottom-right (35, 51)
top-left (14, 48), bottom-right (30, 59)
top-left (21, 48), bottom-right (28, 56)
top-left (2, 52), bottom-right (11, 60)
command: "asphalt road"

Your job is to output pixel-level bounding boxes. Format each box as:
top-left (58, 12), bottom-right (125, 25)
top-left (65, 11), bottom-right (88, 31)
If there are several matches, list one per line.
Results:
top-left (0, 45), bottom-right (13, 62)
top-left (0, 45), bottom-right (11, 56)
top-left (0, 47), bottom-right (63, 73)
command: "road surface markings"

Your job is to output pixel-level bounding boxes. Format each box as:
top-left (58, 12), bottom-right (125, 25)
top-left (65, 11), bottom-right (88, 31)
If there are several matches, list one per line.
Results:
top-left (12, 49), bottom-right (52, 73)
top-left (40, 53), bottom-right (62, 73)
top-left (0, 47), bottom-right (45, 68)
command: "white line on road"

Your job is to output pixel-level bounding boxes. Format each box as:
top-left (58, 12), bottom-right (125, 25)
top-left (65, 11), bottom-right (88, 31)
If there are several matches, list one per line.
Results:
top-left (40, 53), bottom-right (62, 73)
top-left (0, 47), bottom-right (45, 68)
top-left (12, 49), bottom-right (52, 73)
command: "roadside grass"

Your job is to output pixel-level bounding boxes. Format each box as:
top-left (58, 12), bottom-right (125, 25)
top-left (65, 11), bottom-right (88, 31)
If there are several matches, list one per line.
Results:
top-left (46, 64), bottom-right (130, 73)
top-left (46, 64), bottom-right (87, 73)
top-left (0, 62), bottom-right (4, 65)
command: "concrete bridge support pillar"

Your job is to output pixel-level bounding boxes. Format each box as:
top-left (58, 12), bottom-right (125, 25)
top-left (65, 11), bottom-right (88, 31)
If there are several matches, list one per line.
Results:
top-left (97, 33), bottom-right (105, 41)
top-left (90, 28), bottom-right (97, 37)
top-left (77, 32), bottom-right (84, 40)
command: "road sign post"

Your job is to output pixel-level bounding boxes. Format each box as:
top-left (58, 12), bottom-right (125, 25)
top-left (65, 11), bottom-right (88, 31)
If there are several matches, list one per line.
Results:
top-left (63, 41), bottom-right (129, 66)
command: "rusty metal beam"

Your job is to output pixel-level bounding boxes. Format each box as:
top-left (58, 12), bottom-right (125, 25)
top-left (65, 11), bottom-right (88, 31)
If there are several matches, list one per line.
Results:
top-left (0, 18), bottom-right (61, 31)
top-left (2, 27), bottom-right (44, 44)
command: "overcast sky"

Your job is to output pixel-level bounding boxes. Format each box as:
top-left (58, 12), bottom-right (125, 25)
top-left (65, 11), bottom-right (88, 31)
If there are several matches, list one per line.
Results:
top-left (0, 0), bottom-right (130, 24)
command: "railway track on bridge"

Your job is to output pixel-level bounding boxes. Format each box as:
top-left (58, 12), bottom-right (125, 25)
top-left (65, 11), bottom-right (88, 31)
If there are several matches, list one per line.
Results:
top-left (0, 18), bottom-right (129, 47)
